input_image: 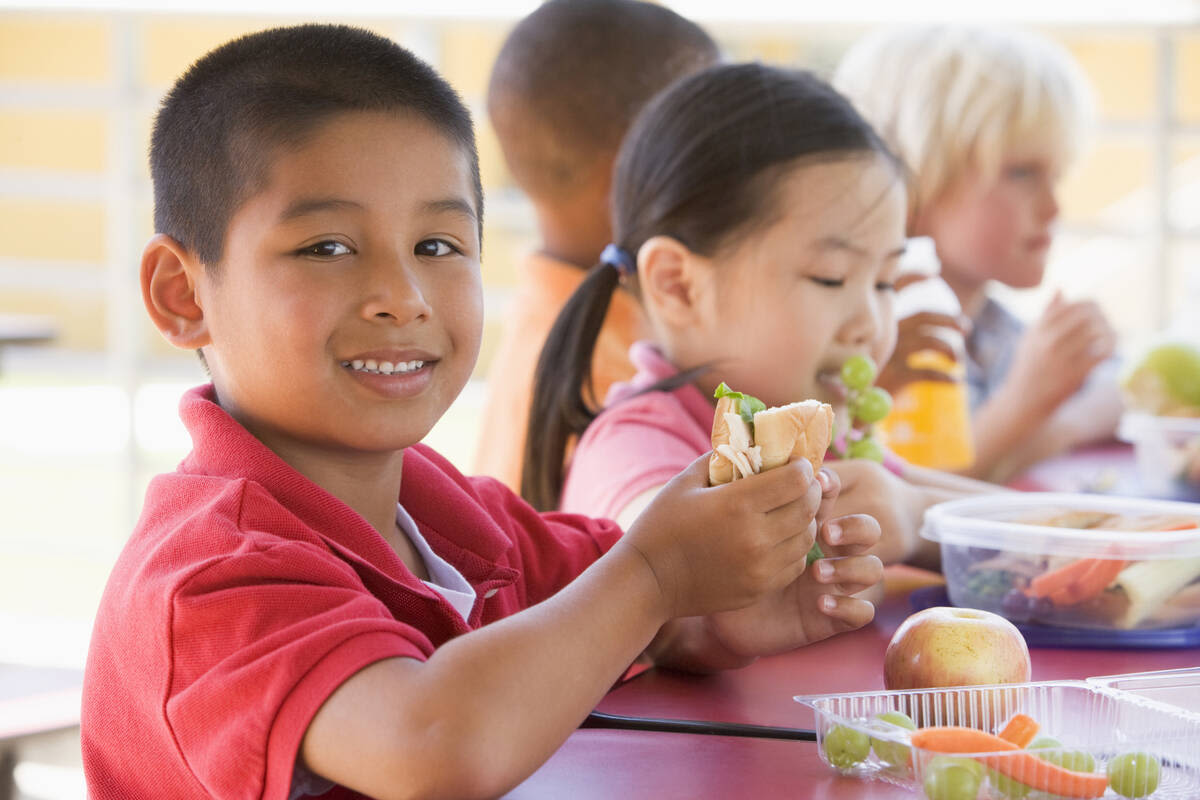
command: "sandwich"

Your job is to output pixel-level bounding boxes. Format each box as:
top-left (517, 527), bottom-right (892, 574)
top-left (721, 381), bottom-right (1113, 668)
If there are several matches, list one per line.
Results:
top-left (709, 383), bottom-right (835, 485)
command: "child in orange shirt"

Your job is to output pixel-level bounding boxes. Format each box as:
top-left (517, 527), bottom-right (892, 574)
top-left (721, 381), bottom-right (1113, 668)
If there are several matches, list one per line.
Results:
top-left (474, 0), bottom-right (719, 490)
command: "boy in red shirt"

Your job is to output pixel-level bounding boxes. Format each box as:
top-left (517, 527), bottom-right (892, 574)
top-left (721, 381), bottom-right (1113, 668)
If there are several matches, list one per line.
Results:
top-left (81, 23), bottom-right (882, 800)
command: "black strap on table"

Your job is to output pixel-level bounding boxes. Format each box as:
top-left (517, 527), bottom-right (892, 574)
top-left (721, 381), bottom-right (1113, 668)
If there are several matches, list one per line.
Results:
top-left (581, 711), bottom-right (817, 741)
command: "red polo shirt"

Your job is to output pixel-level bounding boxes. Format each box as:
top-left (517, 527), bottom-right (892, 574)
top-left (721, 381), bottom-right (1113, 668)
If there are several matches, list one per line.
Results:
top-left (82, 385), bottom-right (622, 800)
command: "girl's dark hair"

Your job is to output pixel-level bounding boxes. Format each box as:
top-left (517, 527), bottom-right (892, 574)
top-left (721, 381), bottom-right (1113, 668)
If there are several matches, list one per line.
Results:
top-left (521, 62), bottom-right (898, 511)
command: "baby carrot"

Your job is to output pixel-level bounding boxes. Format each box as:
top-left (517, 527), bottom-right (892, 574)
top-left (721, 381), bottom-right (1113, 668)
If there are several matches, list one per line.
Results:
top-left (910, 726), bottom-right (1109, 799)
top-left (1027, 559), bottom-right (1094, 599)
top-left (997, 713), bottom-right (1038, 748)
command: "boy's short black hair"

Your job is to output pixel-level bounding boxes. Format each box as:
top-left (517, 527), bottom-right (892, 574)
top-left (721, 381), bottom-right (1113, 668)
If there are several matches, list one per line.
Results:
top-left (487, 0), bottom-right (718, 199)
top-left (151, 23), bottom-right (482, 268)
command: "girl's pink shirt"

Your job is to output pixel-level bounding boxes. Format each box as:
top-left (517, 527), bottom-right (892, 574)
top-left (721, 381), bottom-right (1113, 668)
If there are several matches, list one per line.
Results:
top-left (560, 341), bottom-right (904, 518)
top-left (560, 342), bottom-right (711, 518)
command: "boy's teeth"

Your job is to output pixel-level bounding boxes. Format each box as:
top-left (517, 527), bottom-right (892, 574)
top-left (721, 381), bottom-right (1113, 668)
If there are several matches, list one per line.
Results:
top-left (343, 359), bottom-right (426, 375)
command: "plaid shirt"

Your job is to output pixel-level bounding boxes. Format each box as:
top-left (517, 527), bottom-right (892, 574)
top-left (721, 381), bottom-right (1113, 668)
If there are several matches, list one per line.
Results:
top-left (965, 296), bottom-right (1024, 411)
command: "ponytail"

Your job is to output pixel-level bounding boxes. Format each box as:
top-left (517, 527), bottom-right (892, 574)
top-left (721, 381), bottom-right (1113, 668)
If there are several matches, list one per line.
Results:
top-left (521, 260), bottom-right (624, 511)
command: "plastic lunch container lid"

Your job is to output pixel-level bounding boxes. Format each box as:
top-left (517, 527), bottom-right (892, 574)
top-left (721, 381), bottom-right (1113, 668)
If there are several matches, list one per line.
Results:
top-left (1119, 411), bottom-right (1200, 439)
top-left (920, 492), bottom-right (1200, 559)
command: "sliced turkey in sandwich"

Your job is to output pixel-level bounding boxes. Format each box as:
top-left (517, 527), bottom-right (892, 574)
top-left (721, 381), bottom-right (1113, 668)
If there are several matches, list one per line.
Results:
top-left (708, 382), bottom-right (835, 486)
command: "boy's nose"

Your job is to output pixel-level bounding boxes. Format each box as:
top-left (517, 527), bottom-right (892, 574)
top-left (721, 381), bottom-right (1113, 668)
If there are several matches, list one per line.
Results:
top-left (361, 257), bottom-right (432, 324)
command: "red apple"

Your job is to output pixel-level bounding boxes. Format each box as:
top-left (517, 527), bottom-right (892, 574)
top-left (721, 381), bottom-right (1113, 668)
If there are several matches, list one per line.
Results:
top-left (884, 607), bottom-right (1031, 727)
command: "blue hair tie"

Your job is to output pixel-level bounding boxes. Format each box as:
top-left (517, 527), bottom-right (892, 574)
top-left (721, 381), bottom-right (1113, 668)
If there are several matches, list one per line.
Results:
top-left (600, 243), bottom-right (636, 277)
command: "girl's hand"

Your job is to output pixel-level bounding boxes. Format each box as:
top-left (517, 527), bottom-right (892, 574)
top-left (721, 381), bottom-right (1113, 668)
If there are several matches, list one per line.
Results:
top-left (702, 509), bottom-right (883, 658)
top-left (619, 452), bottom-right (820, 620)
top-left (824, 459), bottom-right (932, 567)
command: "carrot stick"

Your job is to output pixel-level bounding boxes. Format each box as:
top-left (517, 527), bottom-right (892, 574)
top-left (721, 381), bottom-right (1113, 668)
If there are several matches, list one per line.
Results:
top-left (997, 713), bottom-right (1038, 748)
top-left (910, 726), bottom-right (1109, 799)
top-left (1027, 559), bottom-right (1095, 599)
top-left (1030, 557), bottom-right (1127, 605)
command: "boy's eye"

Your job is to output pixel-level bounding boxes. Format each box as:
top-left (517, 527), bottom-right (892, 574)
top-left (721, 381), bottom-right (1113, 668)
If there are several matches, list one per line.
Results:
top-left (415, 239), bottom-right (458, 257)
top-left (809, 276), bottom-right (844, 288)
top-left (876, 281), bottom-right (897, 292)
top-left (298, 240), bottom-right (352, 258)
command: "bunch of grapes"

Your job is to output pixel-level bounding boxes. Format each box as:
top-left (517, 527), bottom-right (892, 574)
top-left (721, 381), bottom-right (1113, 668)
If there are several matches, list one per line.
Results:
top-left (837, 354), bottom-right (893, 463)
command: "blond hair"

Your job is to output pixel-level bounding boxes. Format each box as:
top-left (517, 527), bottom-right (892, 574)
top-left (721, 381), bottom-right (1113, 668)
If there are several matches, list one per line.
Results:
top-left (833, 26), bottom-right (1092, 218)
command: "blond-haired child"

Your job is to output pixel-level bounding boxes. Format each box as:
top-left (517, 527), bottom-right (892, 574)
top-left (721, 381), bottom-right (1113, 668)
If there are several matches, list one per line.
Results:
top-left (835, 26), bottom-right (1121, 482)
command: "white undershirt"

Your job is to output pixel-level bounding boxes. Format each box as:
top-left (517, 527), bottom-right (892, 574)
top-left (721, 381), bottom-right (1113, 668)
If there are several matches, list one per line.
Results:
top-left (289, 504), bottom-right (476, 800)
top-left (395, 502), bottom-right (477, 622)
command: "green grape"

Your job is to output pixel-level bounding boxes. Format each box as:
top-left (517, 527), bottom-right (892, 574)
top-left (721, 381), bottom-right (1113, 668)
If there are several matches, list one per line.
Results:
top-left (851, 386), bottom-right (893, 424)
top-left (870, 711), bottom-right (916, 768)
top-left (841, 354), bottom-right (878, 392)
top-left (1107, 752), bottom-right (1161, 799)
top-left (847, 436), bottom-right (885, 463)
top-left (1029, 736), bottom-right (1062, 750)
top-left (922, 755), bottom-right (983, 800)
top-left (986, 768), bottom-right (1031, 799)
top-left (1038, 748), bottom-right (1096, 773)
top-left (823, 724), bottom-right (870, 769)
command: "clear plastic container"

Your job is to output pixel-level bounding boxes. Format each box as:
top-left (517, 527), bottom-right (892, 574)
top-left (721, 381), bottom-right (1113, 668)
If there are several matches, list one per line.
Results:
top-left (797, 677), bottom-right (1200, 799)
top-left (921, 493), bottom-right (1200, 630)
top-left (1088, 668), bottom-right (1200, 717)
top-left (1118, 412), bottom-right (1200, 497)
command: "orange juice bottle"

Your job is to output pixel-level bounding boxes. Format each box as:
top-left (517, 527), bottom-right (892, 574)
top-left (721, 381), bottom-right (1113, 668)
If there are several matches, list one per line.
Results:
top-left (878, 238), bottom-right (975, 470)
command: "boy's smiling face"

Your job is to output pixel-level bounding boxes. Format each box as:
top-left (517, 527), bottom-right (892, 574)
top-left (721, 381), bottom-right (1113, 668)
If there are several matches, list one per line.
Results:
top-left (196, 111), bottom-right (483, 458)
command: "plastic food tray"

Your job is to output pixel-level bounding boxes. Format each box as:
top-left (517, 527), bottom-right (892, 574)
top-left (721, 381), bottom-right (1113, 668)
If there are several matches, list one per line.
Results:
top-left (796, 678), bottom-right (1200, 799)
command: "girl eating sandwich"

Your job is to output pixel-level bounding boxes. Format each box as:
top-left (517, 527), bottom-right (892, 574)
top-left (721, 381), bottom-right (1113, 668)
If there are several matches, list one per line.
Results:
top-left (522, 63), bottom-right (999, 569)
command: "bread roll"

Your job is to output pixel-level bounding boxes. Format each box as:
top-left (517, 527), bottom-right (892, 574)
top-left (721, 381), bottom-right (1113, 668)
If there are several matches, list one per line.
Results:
top-left (755, 400), bottom-right (835, 473)
top-left (709, 394), bottom-right (834, 486)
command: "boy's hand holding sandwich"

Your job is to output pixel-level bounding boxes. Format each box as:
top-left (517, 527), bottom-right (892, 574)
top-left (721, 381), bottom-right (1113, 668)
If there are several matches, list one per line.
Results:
top-left (640, 384), bottom-right (883, 672)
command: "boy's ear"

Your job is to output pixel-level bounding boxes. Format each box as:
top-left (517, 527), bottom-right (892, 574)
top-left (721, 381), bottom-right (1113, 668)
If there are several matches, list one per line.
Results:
top-left (141, 233), bottom-right (211, 350)
top-left (636, 235), bottom-right (707, 328)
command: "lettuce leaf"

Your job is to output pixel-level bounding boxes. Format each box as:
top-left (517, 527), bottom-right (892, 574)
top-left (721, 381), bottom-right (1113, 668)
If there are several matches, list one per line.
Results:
top-left (713, 382), bottom-right (767, 428)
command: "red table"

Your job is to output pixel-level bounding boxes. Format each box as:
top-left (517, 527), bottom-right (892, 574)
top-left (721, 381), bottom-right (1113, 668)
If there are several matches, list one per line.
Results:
top-left (505, 569), bottom-right (1200, 799)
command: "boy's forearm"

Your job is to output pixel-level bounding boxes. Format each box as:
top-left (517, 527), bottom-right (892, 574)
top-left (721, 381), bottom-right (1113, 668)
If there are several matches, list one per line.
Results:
top-left (305, 542), bottom-right (670, 800)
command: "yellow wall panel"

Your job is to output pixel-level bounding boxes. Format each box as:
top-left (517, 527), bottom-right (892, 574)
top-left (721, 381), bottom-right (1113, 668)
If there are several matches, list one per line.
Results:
top-left (0, 15), bottom-right (111, 83)
top-left (1058, 138), bottom-right (1150, 222)
top-left (480, 223), bottom-right (534, 291)
top-left (140, 17), bottom-right (279, 87)
top-left (0, 200), bottom-right (105, 262)
top-left (1176, 33), bottom-right (1200, 124)
top-left (0, 110), bottom-right (107, 172)
top-left (1060, 34), bottom-right (1154, 122)
top-left (0, 289), bottom-right (105, 350)
top-left (477, 117), bottom-right (512, 194)
top-left (440, 24), bottom-right (507, 100)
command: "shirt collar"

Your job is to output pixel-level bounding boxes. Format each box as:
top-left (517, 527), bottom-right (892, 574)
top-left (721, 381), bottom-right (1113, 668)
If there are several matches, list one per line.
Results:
top-left (605, 341), bottom-right (714, 432)
top-left (178, 384), bottom-right (515, 582)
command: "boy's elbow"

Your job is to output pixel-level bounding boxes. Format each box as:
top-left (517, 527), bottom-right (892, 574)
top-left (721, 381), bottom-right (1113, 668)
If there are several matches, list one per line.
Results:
top-left (375, 718), bottom-right (530, 800)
